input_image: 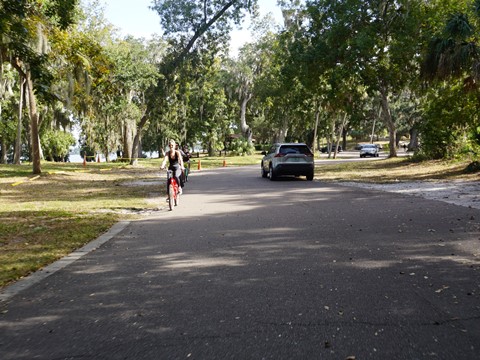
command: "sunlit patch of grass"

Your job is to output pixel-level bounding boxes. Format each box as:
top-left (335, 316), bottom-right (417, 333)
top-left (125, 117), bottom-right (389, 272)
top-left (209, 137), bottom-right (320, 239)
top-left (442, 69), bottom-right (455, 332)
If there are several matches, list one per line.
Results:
top-left (314, 157), bottom-right (479, 183)
top-left (188, 153), bottom-right (263, 169)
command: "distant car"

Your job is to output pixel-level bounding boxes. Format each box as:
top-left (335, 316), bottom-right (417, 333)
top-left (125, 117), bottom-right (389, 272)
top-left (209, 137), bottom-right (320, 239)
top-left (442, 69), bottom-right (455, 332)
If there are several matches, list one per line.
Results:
top-left (261, 143), bottom-right (314, 181)
top-left (356, 143), bottom-right (383, 150)
top-left (360, 144), bottom-right (379, 158)
top-left (320, 144), bottom-right (342, 153)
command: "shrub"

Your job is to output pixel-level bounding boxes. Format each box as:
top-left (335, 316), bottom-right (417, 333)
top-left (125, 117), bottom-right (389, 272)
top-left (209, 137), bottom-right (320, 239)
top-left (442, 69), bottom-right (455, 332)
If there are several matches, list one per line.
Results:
top-left (228, 137), bottom-right (255, 156)
top-left (42, 130), bottom-right (76, 162)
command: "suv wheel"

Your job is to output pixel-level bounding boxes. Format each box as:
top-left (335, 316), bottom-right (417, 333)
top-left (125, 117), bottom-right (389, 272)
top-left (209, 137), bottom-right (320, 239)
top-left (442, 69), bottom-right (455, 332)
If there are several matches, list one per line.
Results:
top-left (269, 165), bottom-right (276, 181)
top-left (261, 163), bottom-right (268, 178)
top-left (306, 172), bottom-right (314, 181)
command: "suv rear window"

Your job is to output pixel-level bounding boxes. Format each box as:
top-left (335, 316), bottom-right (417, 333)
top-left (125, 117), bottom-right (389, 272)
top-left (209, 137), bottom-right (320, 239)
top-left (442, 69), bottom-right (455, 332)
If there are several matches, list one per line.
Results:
top-left (279, 145), bottom-right (312, 155)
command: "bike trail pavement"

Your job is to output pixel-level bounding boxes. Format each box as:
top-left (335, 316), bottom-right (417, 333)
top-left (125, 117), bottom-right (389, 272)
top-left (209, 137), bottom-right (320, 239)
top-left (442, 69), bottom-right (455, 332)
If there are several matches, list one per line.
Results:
top-left (1, 166), bottom-right (479, 359)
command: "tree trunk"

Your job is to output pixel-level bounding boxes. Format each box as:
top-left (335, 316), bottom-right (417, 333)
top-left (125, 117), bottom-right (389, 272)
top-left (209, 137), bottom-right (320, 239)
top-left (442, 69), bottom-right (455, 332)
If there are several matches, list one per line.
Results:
top-left (14, 76), bottom-right (25, 164)
top-left (0, 92), bottom-right (5, 164)
top-left (312, 105), bottom-right (320, 154)
top-left (333, 112), bottom-right (348, 159)
top-left (379, 86), bottom-right (397, 157)
top-left (275, 113), bottom-right (289, 143)
top-left (327, 117), bottom-right (336, 159)
top-left (130, 113), bottom-right (148, 166)
top-left (123, 121), bottom-right (133, 161)
top-left (370, 114), bottom-right (377, 143)
top-left (137, 137), bottom-right (143, 158)
top-left (25, 67), bottom-right (41, 174)
top-left (342, 125), bottom-right (347, 151)
top-left (182, 99), bottom-right (188, 145)
top-left (0, 139), bottom-right (6, 164)
top-left (123, 92), bottom-right (136, 161)
top-left (409, 127), bottom-right (419, 151)
top-left (240, 93), bottom-right (252, 146)
top-left (208, 137), bottom-right (215, 156)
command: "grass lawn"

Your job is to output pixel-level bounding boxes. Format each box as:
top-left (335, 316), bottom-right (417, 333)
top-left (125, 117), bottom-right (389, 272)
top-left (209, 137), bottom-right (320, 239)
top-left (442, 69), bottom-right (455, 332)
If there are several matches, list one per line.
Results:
top-left (0, 153), bottom-right (477, 288)
top-left (314, 156), bottom-right (480, 183)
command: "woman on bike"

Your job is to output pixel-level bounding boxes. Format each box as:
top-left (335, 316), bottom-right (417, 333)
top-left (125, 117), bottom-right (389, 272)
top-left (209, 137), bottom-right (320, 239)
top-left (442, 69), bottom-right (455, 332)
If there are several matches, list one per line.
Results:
top-left (160, 139), bottom-right (185, 194)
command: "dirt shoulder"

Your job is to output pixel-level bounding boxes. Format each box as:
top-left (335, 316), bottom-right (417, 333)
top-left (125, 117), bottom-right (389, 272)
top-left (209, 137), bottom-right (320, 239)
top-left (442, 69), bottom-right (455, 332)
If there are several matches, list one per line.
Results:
top-left (340, 180), bottom-right (480, 210)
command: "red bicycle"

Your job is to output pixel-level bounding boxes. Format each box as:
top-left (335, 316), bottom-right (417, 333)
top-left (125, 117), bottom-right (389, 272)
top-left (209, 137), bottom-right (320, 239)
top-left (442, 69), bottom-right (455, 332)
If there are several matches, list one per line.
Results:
top-left (166, 170), bottom-right (180, 211)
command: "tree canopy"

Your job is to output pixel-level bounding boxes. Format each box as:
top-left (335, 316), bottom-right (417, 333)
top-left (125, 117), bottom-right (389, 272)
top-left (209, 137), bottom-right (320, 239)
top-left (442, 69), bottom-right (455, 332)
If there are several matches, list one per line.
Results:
top-left (1, 0), bottom-right (479, 172)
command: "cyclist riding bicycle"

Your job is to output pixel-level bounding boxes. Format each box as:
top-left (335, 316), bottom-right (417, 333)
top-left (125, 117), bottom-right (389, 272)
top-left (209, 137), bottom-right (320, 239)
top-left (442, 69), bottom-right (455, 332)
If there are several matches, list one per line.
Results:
top-left (161, 139), bottom-right (185, 194)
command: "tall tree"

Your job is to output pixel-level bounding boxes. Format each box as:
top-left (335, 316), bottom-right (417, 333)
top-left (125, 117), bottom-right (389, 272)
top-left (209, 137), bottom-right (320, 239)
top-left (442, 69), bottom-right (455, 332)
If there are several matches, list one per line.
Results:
top-left (420, 0), bottom-right (480, 158)
top-left (304, 0), bottom-right (423, 157)
top-left (106, 37), bottom-right (160, 160)
top-left (0, 0), bottom-right (79, 173)
top-left (0, 62), bottom-right (18, 164)
top-left (128, 0), bottom-right (258, 164)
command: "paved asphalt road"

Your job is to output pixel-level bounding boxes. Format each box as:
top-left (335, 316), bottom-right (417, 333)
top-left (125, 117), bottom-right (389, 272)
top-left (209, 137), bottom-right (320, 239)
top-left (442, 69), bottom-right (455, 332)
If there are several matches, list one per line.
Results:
top-left (1, 165), bottom-right (479, 359)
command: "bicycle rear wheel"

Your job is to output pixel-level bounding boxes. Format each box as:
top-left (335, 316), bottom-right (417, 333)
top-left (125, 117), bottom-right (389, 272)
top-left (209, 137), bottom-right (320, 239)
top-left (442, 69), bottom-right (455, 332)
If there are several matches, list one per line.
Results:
top-left (174, 188), bottom-right (179, 206)
top-left (168, 184), bottom-right (174, 211)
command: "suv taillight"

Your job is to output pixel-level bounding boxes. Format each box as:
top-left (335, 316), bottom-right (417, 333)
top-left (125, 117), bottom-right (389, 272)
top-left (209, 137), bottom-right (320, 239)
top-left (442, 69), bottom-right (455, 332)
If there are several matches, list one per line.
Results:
top-left (274, 153), bottom-right (285, 158)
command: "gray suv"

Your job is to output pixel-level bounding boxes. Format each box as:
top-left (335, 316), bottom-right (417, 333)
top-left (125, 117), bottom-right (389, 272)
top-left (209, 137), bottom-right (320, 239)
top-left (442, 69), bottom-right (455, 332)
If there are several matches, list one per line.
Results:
top-left (261, 143), bottom-right (315, 181)
top-left (359, 144), bottom-right (379, 157)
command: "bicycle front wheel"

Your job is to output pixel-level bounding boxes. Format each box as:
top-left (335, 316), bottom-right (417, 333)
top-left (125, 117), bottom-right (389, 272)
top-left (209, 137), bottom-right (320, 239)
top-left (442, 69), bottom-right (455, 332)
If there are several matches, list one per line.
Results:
top-left (168, 184), bottom-right (174, 211)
